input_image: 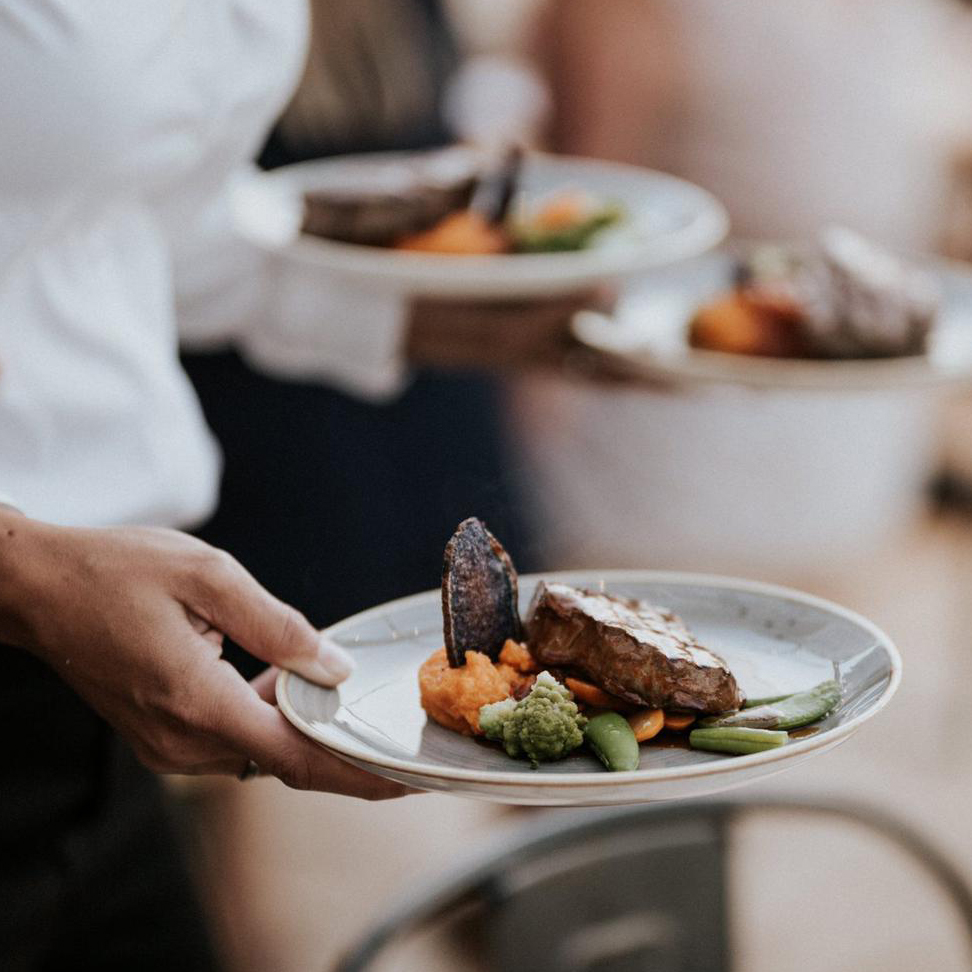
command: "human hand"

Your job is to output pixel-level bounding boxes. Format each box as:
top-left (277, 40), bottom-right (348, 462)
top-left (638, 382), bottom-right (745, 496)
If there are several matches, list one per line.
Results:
top-left (0, 510), bottom-right (407, 799)
top-left (406, 288), bottom-right (610, 372)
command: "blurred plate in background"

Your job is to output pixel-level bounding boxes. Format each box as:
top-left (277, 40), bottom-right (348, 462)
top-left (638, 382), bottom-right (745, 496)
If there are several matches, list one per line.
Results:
top-left (277, 571), bottom-right (899, 807)
top-left (573, 249), bottom-right (972, 390)
top-left (230, 150), bottom-right (728, 299)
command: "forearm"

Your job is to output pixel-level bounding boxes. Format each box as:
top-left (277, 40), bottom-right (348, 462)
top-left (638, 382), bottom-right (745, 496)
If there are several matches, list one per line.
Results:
top-left (0, 504), bottom-right (43, 650)
top-left (0, 509), bottom-right (89, 659)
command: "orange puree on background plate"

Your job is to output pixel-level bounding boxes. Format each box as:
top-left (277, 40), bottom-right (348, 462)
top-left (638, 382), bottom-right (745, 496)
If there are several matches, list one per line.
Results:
top-left (419, 648), bottom-right (524, 736)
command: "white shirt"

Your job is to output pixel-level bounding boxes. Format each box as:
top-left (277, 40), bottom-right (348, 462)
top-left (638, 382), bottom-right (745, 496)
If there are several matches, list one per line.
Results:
top-left (0, 0), bottom-right (408, 528)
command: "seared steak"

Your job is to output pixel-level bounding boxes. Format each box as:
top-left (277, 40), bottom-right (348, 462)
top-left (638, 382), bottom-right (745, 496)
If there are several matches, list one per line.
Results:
top-left (527, 582), bottom-right (743, 714)
top-left (302, 177), bottom-right (476, 247)
top-left (300, 149), bottom-right (481, 247)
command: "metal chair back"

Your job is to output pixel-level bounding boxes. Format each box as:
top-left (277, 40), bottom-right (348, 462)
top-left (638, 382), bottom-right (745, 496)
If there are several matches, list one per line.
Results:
top-left (335, 798), bottom-right (972, 972)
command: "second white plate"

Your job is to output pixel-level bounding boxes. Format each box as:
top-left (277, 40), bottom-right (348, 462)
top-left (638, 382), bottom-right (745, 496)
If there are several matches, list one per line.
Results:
top-left (574, 249), bottom-right (972, 390)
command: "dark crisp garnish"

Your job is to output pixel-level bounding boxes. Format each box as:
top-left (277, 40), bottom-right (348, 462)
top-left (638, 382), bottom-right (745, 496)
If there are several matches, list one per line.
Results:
top-left (442, 517), bottom-right (521, 668)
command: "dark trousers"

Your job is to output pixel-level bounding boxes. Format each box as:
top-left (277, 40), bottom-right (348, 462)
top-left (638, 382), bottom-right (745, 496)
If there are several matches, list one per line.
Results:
top-left (0, 645), bottom-right (220, 972)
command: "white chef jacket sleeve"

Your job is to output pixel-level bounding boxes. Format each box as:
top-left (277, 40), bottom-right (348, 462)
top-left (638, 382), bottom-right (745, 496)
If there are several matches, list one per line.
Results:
top-left (172, 168), bottom-right (411, 403)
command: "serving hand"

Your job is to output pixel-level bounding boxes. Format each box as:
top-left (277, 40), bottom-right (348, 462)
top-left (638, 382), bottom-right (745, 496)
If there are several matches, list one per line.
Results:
top-left (406, 289), bottom-right (606, 372)
top-left (0, 507), bottom-right (406, 799)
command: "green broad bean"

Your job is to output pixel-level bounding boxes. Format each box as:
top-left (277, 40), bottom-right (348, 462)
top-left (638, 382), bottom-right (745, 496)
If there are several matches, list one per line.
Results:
top-left (689, 727), bottom-right (788, 756)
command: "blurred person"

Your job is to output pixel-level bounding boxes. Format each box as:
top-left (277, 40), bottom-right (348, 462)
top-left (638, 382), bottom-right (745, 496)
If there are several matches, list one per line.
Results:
top-left (182, 0), bottom-right (575, 677)
top-left (0, 2), bottom-right (576, 968)
top-left (538, 0), bottom-right (972, 250)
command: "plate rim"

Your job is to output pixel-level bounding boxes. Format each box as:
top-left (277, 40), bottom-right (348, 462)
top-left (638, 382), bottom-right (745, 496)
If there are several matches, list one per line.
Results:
top-left (277, 570), bottom-right (902, 789)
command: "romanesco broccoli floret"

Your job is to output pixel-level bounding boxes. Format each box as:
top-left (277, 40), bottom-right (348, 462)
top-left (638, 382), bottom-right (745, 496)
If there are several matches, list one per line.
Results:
top-left (479, 672), bottom-right (587, 767)
top-left (478, 696), bottom-right (517, 739)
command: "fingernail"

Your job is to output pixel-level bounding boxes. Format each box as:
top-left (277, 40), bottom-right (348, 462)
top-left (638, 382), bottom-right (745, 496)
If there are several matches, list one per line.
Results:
top-left (314, 634), bottom-right (355, 684)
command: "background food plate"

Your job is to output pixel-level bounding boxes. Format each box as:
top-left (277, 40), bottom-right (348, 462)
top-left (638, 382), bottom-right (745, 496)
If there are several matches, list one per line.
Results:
top-left (230, 151), bottom-right (729, 299)
top-left (277, 571), bottom-right (900, 806)
top-left (573, 249), bottom-right (972, 390)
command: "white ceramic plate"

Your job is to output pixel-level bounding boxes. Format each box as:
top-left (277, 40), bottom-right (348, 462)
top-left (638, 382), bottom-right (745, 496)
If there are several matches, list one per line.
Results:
top-left (573, 250), bottom-right (972, 390)
top-left (277, 571), bottom-right (900, 806)
top-left (230, 150), bottom-right (728, 299)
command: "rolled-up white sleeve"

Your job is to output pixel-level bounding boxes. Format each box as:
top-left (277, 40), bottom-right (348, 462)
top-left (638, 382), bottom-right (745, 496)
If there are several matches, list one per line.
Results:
top-left (172, 169), bottom-right (410, 402)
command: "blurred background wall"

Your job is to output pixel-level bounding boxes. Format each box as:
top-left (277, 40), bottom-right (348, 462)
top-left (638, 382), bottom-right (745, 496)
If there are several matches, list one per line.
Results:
top-left (540, 0), bottom-right (972, 252)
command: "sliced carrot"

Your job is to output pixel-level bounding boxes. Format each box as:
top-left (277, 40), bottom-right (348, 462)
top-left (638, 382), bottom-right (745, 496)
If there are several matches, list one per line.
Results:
top-left (663, 711), bottom-right (696, 732)
top-left (564, 677), bottom-right (623, 710)
top-left (628, 708), bottom-right (665, 743)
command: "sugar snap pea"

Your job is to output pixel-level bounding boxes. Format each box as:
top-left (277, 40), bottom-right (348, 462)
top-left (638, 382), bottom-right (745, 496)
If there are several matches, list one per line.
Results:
top-left (584, 712), bottom-right (640, 772)
top-left (689, 727), bottom-right (788, 756)
top-left (700, 679), bottom-right (841, 731)
top-left (743, 692), bottom-right (791, 709)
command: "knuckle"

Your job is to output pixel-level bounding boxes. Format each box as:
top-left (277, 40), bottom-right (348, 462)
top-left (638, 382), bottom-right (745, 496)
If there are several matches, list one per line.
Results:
top-left (277, 750), bottom-right (315, 791)
top-left (191, 693), bottom-right (225, 736)
top-left (188, 547), bottom-right (246, 603)
top-left (131, 731), bottom-right (184, 774)
top-left (206, 548), bottom-right (244, 584)
top-left (142, 664), bottom-right (197, 728)
top-left (170, 687), bottom-right (220, 736)
top-left (275, 606), bottom-right (313, 658)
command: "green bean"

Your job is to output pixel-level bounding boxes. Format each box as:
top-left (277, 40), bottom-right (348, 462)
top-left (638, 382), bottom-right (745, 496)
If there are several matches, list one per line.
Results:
top-left (584, 712), bottom-right (640, 772)
top-left (690, 727), bottom-right (788, 756)
top-left (701, 679), bottom-right (841, 731)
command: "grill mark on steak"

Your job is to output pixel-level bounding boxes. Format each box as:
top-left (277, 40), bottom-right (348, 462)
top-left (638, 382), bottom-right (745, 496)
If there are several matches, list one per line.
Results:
top-left (527, 582), bottom-right (743, 714)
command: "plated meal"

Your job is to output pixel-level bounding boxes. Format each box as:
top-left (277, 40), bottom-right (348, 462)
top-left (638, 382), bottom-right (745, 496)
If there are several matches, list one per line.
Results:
top-left (571, 237), bottom-right (972, 391)
top-left (301, 147), bottom-right (623, 256)
top-left (689, 227), bottom-right (940, 360)
top-left (419, 519), bottom-right (841, 772)
top-left (230, 148), bottom-right (729, 300)
top-left (277, 549), bottom-right (898, 804)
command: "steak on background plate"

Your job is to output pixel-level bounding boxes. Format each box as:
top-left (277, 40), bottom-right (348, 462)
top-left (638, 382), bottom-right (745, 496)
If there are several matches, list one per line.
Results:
top-left (528, 582), bottom-right (744, 715)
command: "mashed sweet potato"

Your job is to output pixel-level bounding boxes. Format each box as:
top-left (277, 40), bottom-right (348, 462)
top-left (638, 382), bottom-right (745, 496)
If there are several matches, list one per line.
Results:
top-left (419, 648), bottom-right (528, 736)
top-left (498, 638), bottom-right (539, 674)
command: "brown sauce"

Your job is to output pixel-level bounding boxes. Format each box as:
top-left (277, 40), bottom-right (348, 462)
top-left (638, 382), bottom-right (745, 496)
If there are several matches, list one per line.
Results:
top-left (648, 731), bottom-right (694, 751)
top-left (789, 726), bottom-right (821, 739)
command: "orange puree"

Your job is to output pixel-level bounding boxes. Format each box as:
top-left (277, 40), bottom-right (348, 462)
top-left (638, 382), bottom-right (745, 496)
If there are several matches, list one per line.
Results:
top-left (419, 648), bottom-right (521, 736)
top-left (498, 638), bottom-right (539, 674)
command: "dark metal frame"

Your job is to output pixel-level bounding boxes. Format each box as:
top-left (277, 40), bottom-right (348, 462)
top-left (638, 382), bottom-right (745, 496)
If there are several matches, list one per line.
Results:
top-left (334, 797), bottom-right (972, 972)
